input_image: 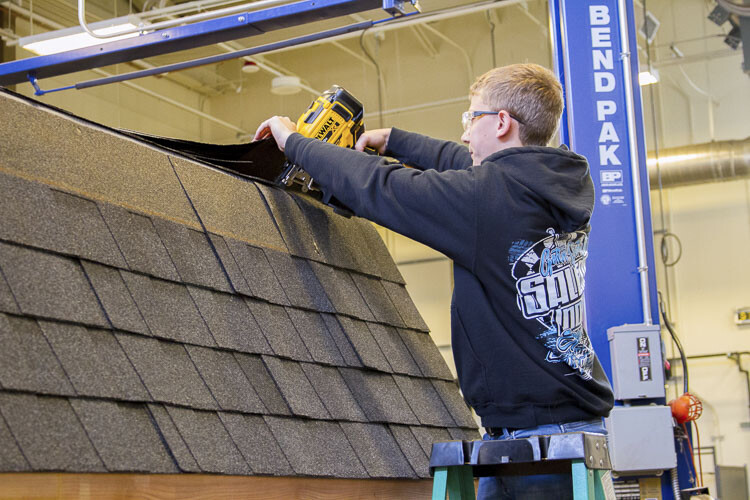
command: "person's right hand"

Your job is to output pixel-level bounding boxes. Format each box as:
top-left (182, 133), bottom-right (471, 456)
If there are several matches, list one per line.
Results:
top-left (355, 128), bottom-right (392, 155)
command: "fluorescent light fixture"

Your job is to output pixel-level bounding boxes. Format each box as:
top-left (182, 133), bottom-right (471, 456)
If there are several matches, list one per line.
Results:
top-left (19, 16), bottom-right (142, 56)
top-left (638, 69), bottom-right (659, 86)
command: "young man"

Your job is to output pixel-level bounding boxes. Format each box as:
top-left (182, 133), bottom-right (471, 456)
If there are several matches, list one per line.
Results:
top-left (255, 63), bottom-right (614, 499)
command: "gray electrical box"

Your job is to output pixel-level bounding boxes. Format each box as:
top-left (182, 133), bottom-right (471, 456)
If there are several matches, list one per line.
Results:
top-left (608, 324), bottom-right (665, 400)
top-left (605, 406), bottom-right (676, 473)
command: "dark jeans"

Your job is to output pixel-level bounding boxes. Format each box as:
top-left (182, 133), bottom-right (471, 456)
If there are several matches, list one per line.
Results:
top-left (476, 418), bottom-right (607, 500)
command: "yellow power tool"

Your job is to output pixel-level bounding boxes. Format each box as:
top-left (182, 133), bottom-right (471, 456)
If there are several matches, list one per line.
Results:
top-left (277, 85), bottom-right (372, 211)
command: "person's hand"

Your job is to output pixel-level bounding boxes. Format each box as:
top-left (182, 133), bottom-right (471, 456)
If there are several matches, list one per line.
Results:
top-left (253, 116), bottom-right (297, 151)
top-left (355, 128), bottom-right (392, 155)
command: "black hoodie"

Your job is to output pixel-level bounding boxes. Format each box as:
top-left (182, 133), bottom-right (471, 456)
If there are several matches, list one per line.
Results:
top-left (285, 128), bottom-right (614, 428)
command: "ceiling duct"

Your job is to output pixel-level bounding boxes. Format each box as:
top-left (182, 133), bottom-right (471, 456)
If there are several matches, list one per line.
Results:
top-left (647, 137), bottom-right (750, 189)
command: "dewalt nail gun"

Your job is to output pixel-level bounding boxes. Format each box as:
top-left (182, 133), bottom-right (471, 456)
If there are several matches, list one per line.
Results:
top-left (276, 85), bottom-right (373, 216)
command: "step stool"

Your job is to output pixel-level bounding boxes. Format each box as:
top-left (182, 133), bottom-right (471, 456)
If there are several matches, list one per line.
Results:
top-left (429, 432), bottom-right (611, 500)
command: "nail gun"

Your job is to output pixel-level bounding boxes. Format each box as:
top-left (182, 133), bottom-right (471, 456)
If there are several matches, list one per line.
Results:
top-left (276, 85), bottom-right (374, 216)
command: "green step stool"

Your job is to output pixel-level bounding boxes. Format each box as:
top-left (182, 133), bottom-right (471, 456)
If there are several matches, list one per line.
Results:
top-left (429, 432), bottom-right (611, 500)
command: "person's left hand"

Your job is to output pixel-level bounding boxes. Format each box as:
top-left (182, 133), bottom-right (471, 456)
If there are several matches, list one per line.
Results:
top-left (253, 116), bottom-right (297, 151)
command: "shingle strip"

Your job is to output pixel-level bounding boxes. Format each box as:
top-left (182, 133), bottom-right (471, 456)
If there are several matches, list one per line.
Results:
top-left (116, 334), bottom-right (217, 410)
top-left (0, 173), bottom-right (126, 270)
top-left (147, 404), bottom-right (200, 472)
top-left (448, 427), bottom-right (482, 441)
top-left (185, 346), bottom-right (266, 414)
top-left (0, 242), bottom-right (107, 327)
top-left (265, 250), bottom-right (333, 312)
top-left (339, 368), bottom-right (419, 425)
top-left (256, 184), bottom-right (322, 261)
top-left (338, 317), bottom-right (390, 372)
top-left (300, 364), bottom-right (367, 422)
top-left (389, 424), bottom-right (430, 478)
top-left (0, 314), bottom-right (75, 396)
top-left (321, 314), bottom-right (362, 368)
top-left (171, 156), bottom-right (286, 251)
top-left (39, 321), bottom-right (149, 401)
top-left (432, 379), bottom-right (478, 429)
top-left (188, 286), bottom-right (272, 355)
top-left (120, 272), bottom-right (216, 347)
top-left (0, 393), bottom-right (105, 472)
top-left (0, 98), bottom-right (200, 227)
top-left (70, 399), bottom-right (176, 473)
top-left (0, 268), bottom-right (19, 314)
top-left (398, 329), bottom-right (454, 381)
top-left (152, 218), bottom-right (232, 292)
top-left (351, 273), bottom-right (405, 327)
top-left (265, 417), bottom-right (368, 478)
top-left (393, 375), bottom-right (456, 427)
top-left (262, 357), bottom-right (330, 420)
top-left (340, 422), bottom-right (416, 478)
top-left (49, 190), bottom-right (127, 268)
top-left (219, 412), bottom-right (293, 476)
top-left (309, 262), bottom-right (375, 321)
top-left (0, 171), bottom-right (61, 254)
top-left (354, 220), bottom-right (405, 284)
top-left (286, 308), bottom-right (344, 366)
top-left (409, 426), bottom-right (453, 457)
top-left (291, 196), bottom-right (379, 276)
top-left (382, 281), bottom-right (429, 331)
top-left (81, 260), bottom-right (148, 334)
top-left (368, 323), bottom-right (421, 376)
top-left (0, 411), bottom-right (29, 471)
top-left (233, 353), bottom-right (291, 416)
top-left (244, 299), bottom-right (311, 362)
top-left (207, 233), bottom-right (253, 296)
top-left (164, 405), bottom-right (250, 475)
top-left (224, 239), bottom-right (289, 305)
top-left (98, 204), bottom-right (180, 282)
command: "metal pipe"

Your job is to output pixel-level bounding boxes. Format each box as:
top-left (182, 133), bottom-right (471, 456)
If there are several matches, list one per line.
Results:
top-left (647, 137), bottom-right (750, 189)
top-left (73, 21), bottom-right (371, 92)
top-left (618, 0), bottom-right (652, 325)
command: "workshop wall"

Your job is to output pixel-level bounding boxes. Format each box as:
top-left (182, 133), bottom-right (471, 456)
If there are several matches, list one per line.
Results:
top-left (643, 0), bottom-right (750, 491)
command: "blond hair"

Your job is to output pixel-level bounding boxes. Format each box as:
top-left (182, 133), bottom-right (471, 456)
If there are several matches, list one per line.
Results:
top-left (470, 63), bottom-right (563, 146)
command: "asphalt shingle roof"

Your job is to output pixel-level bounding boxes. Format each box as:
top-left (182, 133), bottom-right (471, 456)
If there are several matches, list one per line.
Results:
top-left (0, 88), bottom-right (478, 479)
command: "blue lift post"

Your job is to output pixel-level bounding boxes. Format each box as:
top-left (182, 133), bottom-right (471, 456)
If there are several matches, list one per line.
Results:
top-left (0, 0), bottom-right (414, 87)
top-left (550, 1), bottom-right (694, 498)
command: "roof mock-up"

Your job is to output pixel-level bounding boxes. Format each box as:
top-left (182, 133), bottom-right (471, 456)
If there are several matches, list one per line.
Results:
top-left (0, 89), bottom-right (479, 481)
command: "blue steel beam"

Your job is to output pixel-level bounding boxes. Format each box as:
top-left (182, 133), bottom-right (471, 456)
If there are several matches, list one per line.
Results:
top-left (0, 0), bottom-right (384, 86)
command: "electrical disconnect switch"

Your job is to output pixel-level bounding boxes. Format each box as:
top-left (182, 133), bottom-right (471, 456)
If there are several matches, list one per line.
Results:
top-left (607, 323), bottom-right (666, 401)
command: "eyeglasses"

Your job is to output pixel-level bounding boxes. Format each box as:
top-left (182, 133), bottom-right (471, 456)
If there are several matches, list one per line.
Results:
top-left (461, 110), bottom-right (525, 131)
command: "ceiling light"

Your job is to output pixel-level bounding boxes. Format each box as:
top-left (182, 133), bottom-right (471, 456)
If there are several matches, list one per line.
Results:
top-left (270, 75), bottom-right (302, 95)
top-left (638, 69), bottom-right (659, 86)
top-left (18, 16), bottom-right (142, 56)
top-left (242, 60), bottom-right (260, 73)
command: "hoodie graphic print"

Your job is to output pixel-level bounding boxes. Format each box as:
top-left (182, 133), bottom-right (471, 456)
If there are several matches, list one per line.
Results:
top-left (510, 228), bottom-right (594, 380)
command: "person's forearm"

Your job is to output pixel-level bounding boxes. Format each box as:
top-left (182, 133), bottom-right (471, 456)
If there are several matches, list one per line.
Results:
top-left (386, 128), bottom-right (472, 172)
top-left (285, 133), bottom-right (477, 268)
